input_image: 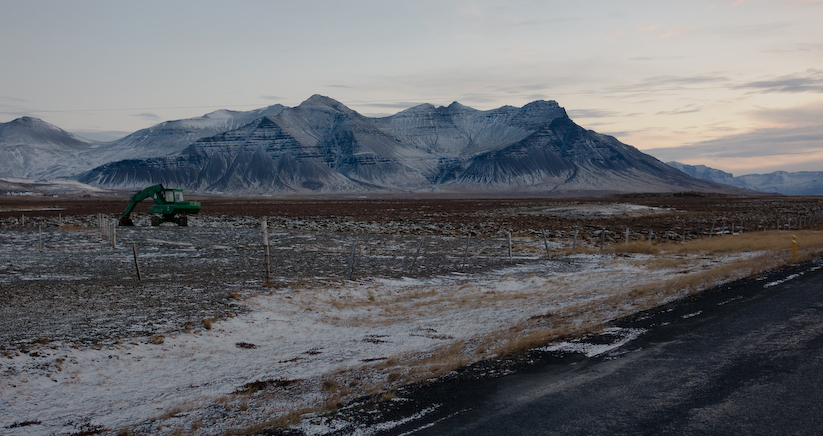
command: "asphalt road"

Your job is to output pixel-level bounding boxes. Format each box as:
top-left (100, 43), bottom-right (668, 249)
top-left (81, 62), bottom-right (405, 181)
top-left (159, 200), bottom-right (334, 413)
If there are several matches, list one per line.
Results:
top-left (368, 259), bottom-right (823, 436)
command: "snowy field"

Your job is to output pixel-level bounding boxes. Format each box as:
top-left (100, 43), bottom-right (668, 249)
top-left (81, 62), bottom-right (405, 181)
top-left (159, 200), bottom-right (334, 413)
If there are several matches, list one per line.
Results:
top-left (0, 212), bottom-right (814, 435)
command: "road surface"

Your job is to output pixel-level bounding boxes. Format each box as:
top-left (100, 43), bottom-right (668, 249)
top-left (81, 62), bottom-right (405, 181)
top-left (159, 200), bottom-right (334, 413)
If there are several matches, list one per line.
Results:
top-left (355, 259), bottom-right (823, 436)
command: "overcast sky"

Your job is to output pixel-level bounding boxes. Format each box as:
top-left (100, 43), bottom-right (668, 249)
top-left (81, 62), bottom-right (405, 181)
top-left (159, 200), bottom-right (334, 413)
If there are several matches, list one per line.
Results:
top-left (2, 0), bottom-right (822, 176)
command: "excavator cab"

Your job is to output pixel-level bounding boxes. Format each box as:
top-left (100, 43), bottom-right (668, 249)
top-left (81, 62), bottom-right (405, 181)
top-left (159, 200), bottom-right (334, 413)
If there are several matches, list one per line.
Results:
top-left (119, 184), bottom-right (200, 227)
top-left (164, 189), bottom-right (185, 204)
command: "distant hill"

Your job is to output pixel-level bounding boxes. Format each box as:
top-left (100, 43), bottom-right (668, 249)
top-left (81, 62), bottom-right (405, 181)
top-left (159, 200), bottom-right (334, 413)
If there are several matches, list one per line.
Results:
top-left (0, 106), bottom-right (285, 179)
top-left (0, 96), bottom-right (743, 195)
top-left (0, 116), bottom-right (95, 179)
top-left (666, 161), bottom-right (823, 195)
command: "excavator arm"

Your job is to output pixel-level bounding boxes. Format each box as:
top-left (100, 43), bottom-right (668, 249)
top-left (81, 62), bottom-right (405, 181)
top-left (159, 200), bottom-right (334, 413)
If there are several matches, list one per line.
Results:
top-left (120, 184), bottom-right (166, 225)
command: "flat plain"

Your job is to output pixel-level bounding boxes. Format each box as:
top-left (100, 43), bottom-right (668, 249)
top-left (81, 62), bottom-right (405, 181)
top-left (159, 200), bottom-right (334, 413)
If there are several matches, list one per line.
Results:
top-left (1, 194), bottom-right (822, 435)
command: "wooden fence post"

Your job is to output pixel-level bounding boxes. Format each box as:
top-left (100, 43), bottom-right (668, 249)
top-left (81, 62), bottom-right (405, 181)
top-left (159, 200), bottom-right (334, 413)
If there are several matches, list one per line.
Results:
top-left (262, 219), bottom-right (271, 286)
top-left (347, 241), bottom-right (356, 280)
top-left (572, 230), bottom-right (578, 252)
top-left (507, 231), bottom-right (512, 263)
top-left (461, 234), bottom-right (471, 270)
top-left (132, 243), bottom-right (142, 281)
top-left (542, 229), bottom-right (550, 258)
top-left (410, 237), bottom-right (423, 273)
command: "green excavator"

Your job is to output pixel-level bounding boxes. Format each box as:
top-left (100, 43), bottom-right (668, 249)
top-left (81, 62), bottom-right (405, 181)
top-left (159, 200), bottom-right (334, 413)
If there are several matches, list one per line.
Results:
top-left (119, 184), bottom-right (201, 226)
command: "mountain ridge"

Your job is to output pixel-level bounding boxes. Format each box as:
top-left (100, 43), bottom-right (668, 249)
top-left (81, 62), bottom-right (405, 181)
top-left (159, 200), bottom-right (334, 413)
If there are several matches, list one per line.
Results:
top-left (666, 161), bottom-right (823, 195)
top-left (2, 96), bottom-right (745, 195)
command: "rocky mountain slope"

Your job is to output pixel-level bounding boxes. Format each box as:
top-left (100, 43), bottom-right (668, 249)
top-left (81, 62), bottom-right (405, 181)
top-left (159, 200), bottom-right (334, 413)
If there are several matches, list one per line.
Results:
top-left (76, 95), bottom-right (730, 194)
top-left (667, 161), bottom-right (823, 195)
top-left (2, 96), bottom-right (738, 195)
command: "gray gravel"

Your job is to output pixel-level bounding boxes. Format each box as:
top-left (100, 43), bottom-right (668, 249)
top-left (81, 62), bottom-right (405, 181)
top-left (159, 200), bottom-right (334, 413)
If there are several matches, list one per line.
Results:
top-left (0, 215), bottom-right (550, 352)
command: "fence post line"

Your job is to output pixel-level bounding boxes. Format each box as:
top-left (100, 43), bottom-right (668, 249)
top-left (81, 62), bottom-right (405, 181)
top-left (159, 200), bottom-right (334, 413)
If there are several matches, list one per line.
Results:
top-left (625, 228), bottom-right (629, 244)
top-left (39, 225), bottom-right (43, 252)
top-left (112, 220), bottom-right (116, 249)
top-left (599, 229), bottom-right (605, 250)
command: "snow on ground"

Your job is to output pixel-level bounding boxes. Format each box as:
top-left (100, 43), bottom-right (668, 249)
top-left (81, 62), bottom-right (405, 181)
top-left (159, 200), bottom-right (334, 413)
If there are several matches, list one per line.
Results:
top-left (0, 216), bottom-right (786, 435)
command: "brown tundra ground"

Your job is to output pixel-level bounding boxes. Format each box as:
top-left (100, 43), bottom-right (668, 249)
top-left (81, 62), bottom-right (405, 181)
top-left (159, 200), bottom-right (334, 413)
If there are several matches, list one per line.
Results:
top-left (1, 193), bottom-right (822, 435)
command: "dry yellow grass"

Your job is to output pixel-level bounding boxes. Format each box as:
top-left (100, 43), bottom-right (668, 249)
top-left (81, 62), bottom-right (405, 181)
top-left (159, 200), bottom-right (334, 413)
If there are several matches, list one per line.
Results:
top-left (188, 229), bottom-right (823, 436)
top-left (609, 230), bottom-right (823, 257)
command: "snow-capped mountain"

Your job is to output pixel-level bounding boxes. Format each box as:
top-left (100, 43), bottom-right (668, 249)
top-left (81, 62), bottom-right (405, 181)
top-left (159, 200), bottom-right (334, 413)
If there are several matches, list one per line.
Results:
top-left (666, 161), bottom-right (823, 195)
top-left (87, 105), bottom-right (285, 164)
top-left (2, 95), bottom-right (742, 195)
top-left (77, 95), bottom-right (733, 194)
top-left (0, 117), bottom-right (96, 178)
top-left (0, 105), bottom-right (285, 179)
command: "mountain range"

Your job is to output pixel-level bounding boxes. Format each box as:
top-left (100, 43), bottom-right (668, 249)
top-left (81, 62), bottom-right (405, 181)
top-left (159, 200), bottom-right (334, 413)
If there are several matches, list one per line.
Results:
top-left (1, 95), bottom-right (744, 195)
top-left (666, 162), bottom-right (823, 196)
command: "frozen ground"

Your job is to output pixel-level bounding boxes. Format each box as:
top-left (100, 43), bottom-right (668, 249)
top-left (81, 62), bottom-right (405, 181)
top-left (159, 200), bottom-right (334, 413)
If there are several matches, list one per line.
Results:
top-left (0, 213), bottom-right (807, 435)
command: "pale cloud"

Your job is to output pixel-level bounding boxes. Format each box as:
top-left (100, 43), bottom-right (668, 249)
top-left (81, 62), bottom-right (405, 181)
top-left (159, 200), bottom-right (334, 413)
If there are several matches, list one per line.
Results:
top-left (605, 29), bottom-right (625, 42)
top-left (655, 104), bottom-right (703, 116)
top-left (644, 124), bottom-right (823, 174)
top-left (132, 113), bottom-right (161, 121)
top-left (455, 1), bottom-right (485, 19)
top-left (637, 24), bottom-right (692, 38)
top-left (737, 69), bottom-right (823, 93)
top-left (603, 74), bottom-right (730, 94)
top-left (568, 109), bottom-right (625, 118)
top-left (744, 100), bottom-right (823, 127)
